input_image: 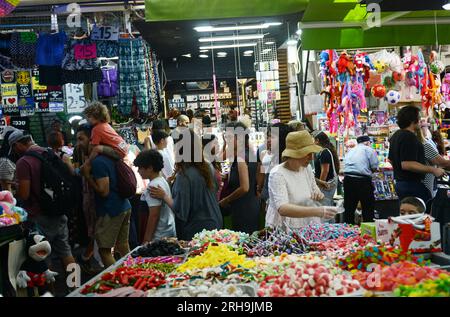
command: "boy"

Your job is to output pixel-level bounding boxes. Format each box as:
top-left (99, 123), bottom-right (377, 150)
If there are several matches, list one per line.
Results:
top-left (134, 150), bottom-right (176, 242)
top-left (152, 130), bottom-right (175, 180)
top-left (400, 197), bottom-right (426, 215)
top-left (83, 102), bottom-right (128, 162)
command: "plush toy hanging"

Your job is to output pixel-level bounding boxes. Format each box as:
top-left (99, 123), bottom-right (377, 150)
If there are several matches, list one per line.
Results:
top-left (441, 73), bottom-right (450, 102)
top-left (16, 231), bottom-right (58, 297)
top-left (372, 84), bottom-right (387, 98)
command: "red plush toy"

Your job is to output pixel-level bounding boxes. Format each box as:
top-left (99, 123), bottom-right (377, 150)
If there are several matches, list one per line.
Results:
top-left (371, 84), bottom-right (387, 98)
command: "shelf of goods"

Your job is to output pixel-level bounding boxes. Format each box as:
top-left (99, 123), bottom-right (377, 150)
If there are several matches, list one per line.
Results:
top-left (68, 226), bottom-right (450, 298)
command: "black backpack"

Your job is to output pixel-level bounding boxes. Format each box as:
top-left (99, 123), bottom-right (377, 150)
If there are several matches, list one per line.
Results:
top-left (24, 149), bottom-right (74, 217)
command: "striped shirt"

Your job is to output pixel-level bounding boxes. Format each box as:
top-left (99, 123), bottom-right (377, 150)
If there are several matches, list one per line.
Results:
top-left (0, 157), bottom-right (15, 182)
top-left (423, 139), bottom-right (439, 198)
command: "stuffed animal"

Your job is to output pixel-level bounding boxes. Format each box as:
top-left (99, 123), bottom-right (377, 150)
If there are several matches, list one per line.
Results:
top-left (442, 73), bottom-right (450, 102)
top-left (16, 231), bottom-right (58, 297)
top-left (0, 191), bottom-right (27, 227)
top-left (371, 84), bottom-right (386, 98)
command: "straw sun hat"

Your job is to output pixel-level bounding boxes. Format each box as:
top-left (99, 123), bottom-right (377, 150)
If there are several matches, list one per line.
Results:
top-left (282, 131), bottom-right (323, 159)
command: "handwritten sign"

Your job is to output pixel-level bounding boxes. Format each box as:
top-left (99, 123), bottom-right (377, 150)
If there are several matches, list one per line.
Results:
top-left (74, 43), bottom-right (97, 60)
top-left (91, 25), bottom-right (119, 41)
top-left (65, 83), bottom-right (87, 114)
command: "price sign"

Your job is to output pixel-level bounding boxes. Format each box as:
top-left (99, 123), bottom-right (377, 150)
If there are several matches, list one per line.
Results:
top-left (11, 117), bottom-right (29, 130)
top-left (91, 25), bottom-right (119, 41)
top-left (65, 83), bottom-right (87, 114)
top-left (74, 43), bottom-right (97, 60)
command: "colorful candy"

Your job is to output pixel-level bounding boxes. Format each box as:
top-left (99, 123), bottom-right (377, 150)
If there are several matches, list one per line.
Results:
top-left (123, 256), bottom-right (184, 267)
top-left (189, 229), bottom-right (249, 250)
top-left (337, 246), bottom-right (427, 272)
top-left (310, 235), bottom-right (376, 258)
top-left (177, 244), bottom-right (255, 273)
top-left (295, 223), bottom-right (361, 243)
top-left (353, 262), bottom-right (449, 291)
top-left (394, 274), bottom-right (450, 297)
top-left (243, 227), bottom-right (308, 257)
top-left (131, 239), bottom-right (185, 258)
top-left (257, 262), bottom-right (361, 297)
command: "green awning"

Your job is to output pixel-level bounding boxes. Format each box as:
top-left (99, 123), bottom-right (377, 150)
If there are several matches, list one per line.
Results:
top-left (145, 0), bottom-right (308, 21)
top-left (301, 0), bottom-right (450, 49)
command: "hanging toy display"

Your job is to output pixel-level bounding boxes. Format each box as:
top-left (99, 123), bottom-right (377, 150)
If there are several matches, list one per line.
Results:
top-left (0, 0), bottom-right (18, 17)
top-left (430, 61), bottom-right (445, 75)
top-left (373, 60), bottom-right (388, 74)
top-left (371, 84), bottom-right (387, 99)
top-left (386, 90), bottom-right (401, 105)
top-left (441, 73), bottom-right (450, 102)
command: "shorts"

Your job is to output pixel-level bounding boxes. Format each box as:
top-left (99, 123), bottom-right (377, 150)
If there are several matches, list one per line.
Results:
top-left (38, 65), bottom-right (63, 86)
top-left (32, 214), bottom-right (72, 258)
top-left (95, 210), bottom-right (131, 249)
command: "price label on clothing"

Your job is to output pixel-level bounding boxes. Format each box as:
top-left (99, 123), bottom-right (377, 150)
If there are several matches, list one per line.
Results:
top-left (74, 43), bottom-right (97, 60)
top-left (91, 25), bottom-right (120, 41)
top-left (65, 83), bottom-right (87, 114)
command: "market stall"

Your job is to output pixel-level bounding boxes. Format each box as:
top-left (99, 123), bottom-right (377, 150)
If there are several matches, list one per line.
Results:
top-left (68, 225), bottom-right (450, 298)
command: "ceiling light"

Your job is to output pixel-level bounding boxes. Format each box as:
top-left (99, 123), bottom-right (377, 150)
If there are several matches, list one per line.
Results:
top-left (199, 43), bottom-right (257, 50)
top-left (263, 49), bottom-right (272, 53)
top-left (243, 50), bottom-right (253, 54)
top-left (194, 23), bottom-right (282, 32)
top-left (182, 54), bottom-right (192, 58)
top-left (217, 52), bottom-right (227, 58)
top-left (296, 29), bottom-right (302, 35)
top-left (444, 1), bottom-right (450, 9)
top-left (199, 34), bottom-right (264, 43)
top-left (199, 49), bottom-right (209, 53)
top-left (265, 41), bottom-right (275, 45)
top-left (199, 54), bottom-right (209, 58)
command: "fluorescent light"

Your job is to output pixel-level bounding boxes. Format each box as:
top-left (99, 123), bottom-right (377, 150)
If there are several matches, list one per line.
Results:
top-left (199, 54), bottom-right (209, 58)
top-left (217, 52), bottom-right (227, 58)
top-left (194, 22), bottom-right (282, 32)
top-left (182, 54), bottom-right (192, 58)
top-left (265, 41), bottom-right (275, 45)
top-left (199, 34), bottom-right (264, 43)
top-left (243, 50), bottom-right (253, 54)
top-left (444, 2), bottom-right (450, 9)
top-left (296, 29), bottom-right (302, 35)
top-left (199, 43), bottom-right (257, 50)
top-left (199, 49), bottom-right (209, 53)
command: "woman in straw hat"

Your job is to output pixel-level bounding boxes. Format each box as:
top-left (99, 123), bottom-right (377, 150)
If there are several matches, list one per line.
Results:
top-left (266, 131), bottom-right (338, 230)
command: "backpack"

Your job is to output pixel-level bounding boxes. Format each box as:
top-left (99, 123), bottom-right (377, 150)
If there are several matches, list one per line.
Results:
top-left (116, 159), bottom-right (137, 199)
top-left (24, 149), bottom-right (74, 217)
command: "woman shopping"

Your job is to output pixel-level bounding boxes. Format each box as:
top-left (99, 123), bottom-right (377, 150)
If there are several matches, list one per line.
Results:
top-left (312, 131), bottom-right (340, 206)
top-left (149, 129), bottom-right (222, 240)
top-left (220, 121), bottom-right (260, 234)
top-left (266, 131), bottom-right (338, 230)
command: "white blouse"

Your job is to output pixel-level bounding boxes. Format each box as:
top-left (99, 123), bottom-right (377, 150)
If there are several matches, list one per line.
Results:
top-left (265, 163), bottom-right (322, 230)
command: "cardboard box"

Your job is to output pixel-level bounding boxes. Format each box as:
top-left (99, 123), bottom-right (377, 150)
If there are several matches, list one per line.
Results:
top-left (375, 219), bottom-right (441, 253)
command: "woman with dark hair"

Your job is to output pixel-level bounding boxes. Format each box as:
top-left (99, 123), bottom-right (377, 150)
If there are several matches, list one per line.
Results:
top-left (432, 130), bottom-right (446, 156)
top-left (257, 123), bottom-right (293, 204)
top-left (312, 131), bottom-right (340, 207)
top-left (150, 129), bottom-right (222, 240)
top-left (202, 134), bottom-right (223, 200)
top-left (46, 130), bottom-right (74, 174)
top-left (0, 127), bottom-right (18, 191)
top-left (220, 121), bottom-right (260, 234)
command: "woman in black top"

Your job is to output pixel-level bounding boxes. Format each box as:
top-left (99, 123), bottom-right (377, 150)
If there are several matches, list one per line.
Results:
top-left (220, 121), bottom-right (260, 234)
top-left (312, 131), bottom-right (340, 206)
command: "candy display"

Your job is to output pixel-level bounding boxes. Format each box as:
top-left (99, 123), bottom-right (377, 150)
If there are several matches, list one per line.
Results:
top-left (189, 229), bottom-right (249, 249)
top-left (177, 244), bottom-right (255, 273)
top-left (353, 262), bottom-right (449, 292)
top-left (0, 191), bottom-right (28, 227)
top-left (394, 274), bottom-right (450, 297)
top-left (257, 262), bottom-right (361, 297)
top-left (131, 239), bottom-right (185, 258)
top-left (243, 227), bottom-right (308, 257)
top-left (295, 223), bottom-right (360, 243)
top-left (80, 267), bottom-right (167, 295)
top-left (71, 227), bottom-right (449, 298)
top-left (337, 246), bottom-right (426, 272)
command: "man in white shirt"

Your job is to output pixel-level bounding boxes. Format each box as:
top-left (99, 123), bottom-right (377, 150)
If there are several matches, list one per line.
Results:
top-left (343, 135), bottom-right (379, 224)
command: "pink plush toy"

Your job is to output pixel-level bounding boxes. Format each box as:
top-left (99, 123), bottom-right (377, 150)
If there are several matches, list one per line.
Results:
top-left (442, 73), bottom-right (450, 102)
top-left (0, 191), bottom-right (27, 227)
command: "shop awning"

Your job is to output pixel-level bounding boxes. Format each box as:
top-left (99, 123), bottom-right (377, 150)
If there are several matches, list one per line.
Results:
top-left (300, 0), bottom-right (450, 50)
top-left (145, 0), bottom-right (308, 21)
